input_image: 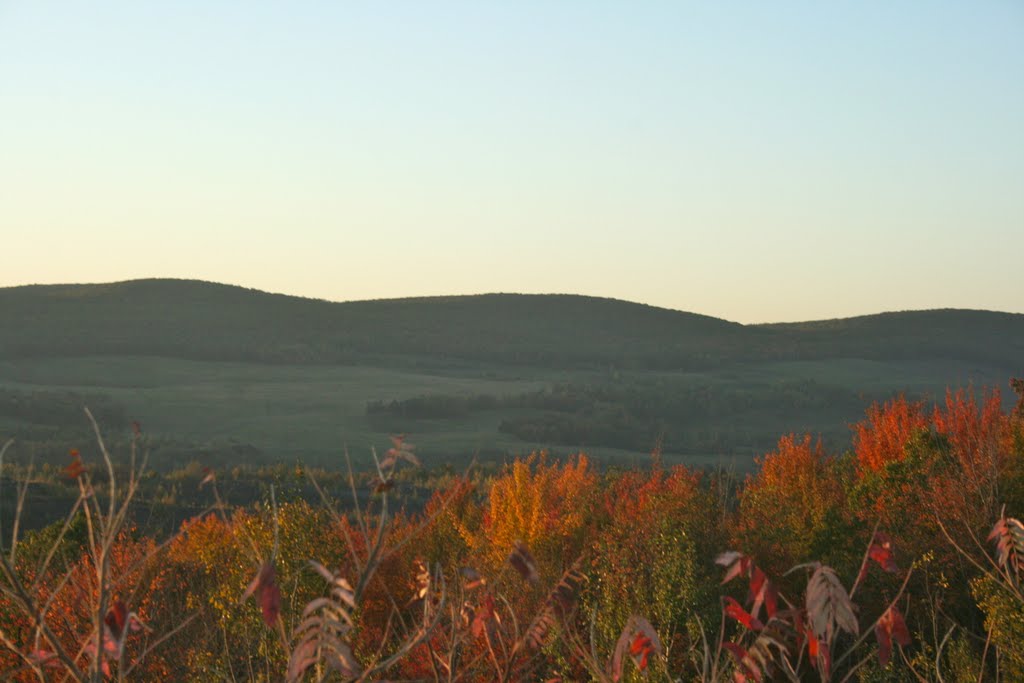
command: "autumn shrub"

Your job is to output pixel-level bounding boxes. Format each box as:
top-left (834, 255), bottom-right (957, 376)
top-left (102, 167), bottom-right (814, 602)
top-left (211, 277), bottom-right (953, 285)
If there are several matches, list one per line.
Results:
top-left (158, 500), bottom-right (348, 678)
top-left (0, 414), bottom-right (197, 682)
top-left (418, 475), bottom-right (483, 574)
top-left (4, 382), bottom-right (1024, 681)
top-left (478, 452), bottom-right (598, 578)
top-left (581, 464), bottom-right (722, 677)
top-left (735, 434), bottom-right (856, 577)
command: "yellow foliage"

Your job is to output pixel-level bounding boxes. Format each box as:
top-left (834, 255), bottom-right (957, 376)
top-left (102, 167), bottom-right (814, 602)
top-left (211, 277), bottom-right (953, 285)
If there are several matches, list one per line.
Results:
top-left (480, 452), bottom-right (596, 577)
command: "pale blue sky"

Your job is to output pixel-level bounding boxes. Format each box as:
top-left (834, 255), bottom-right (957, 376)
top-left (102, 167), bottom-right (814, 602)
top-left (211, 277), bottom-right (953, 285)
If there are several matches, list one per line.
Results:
top-left (1, 1), bottom-right (1021, 323)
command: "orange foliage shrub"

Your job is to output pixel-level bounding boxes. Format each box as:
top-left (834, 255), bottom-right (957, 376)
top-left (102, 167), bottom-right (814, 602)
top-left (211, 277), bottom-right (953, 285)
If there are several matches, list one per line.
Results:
top-left (735, 434), bottom-right (847, 574)
top-left (481, 452), bottom-right (597, 578)
top-left (854, 396), bottom-right (928, 473)
top-left (586, 463), bottom-right (722, 674)
top-left (850, 387), bottom-right (1019, 591)
top-left (3, 529), bottom-right (172, 681)
top-left (928, 389), bottom-right (1014, 553)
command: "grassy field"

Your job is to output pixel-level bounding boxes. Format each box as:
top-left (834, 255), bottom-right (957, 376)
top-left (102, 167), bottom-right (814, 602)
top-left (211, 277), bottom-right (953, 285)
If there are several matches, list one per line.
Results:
top-left (0, 356), bottom-right (552, 465)
top-left (1, 352), bottom-right (1015, 473)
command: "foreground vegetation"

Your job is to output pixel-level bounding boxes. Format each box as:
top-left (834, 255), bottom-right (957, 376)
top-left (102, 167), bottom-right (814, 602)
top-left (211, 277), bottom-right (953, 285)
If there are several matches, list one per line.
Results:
top-left (1, 380), bottom-right (1023, 681)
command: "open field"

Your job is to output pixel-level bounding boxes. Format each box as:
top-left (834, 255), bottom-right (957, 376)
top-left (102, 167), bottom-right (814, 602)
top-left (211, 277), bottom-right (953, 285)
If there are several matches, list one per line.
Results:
top-left (0, 353), bottom-right (1015, 472)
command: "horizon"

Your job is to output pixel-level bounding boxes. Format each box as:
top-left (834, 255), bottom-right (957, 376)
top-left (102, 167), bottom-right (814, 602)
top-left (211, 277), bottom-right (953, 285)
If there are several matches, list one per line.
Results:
top-left (3, 275), bottom-right (1022, 326)
top-left (2, 2), bottom-right (1022, 324)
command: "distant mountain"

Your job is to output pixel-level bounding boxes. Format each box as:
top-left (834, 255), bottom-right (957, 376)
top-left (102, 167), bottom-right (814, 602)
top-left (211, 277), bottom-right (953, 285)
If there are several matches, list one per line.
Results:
top-left (1, 279), bottom-right (1021, 371)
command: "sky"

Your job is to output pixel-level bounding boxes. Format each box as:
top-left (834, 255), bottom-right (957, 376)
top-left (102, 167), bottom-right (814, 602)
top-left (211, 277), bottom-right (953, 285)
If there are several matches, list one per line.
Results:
top-left (1, 2), bottom-right (1021, 323)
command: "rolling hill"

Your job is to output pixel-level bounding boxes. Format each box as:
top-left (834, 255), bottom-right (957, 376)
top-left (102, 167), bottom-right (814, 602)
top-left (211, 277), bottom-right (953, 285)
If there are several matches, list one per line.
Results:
top-left (0, 279), bottom-right (1020, 468)
top-left (2, 279), bottom-right (1021, 369)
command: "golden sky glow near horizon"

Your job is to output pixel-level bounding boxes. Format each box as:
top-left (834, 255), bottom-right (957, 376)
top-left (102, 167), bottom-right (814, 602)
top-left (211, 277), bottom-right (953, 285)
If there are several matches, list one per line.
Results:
top-left (1, 2), bottom-right (1022, 323)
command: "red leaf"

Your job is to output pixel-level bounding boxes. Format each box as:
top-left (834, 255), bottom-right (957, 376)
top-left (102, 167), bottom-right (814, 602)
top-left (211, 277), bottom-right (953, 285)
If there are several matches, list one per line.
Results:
top-left (764, 582), bottom-right (779, 619)
top-left (890, 608), bottom-right (911, 646)
top-left (261, 581), bottom-right (281, 627)
top-left (749, 567), bottom-right (766, 601)
top-left (724, 597), bottom-right (763, 630)
top-left (105, 601), bottom-right (128, 640)
top-left (65, 449), bottom-right (85, 479)
top-left (94, 600), bottom-right (150, 667)
top-left (628, 633), bottom-right (650, 657)
top-left (875, 606), bottom-right (911, 666)
top-left (64, 460), bottom-right (86, 479)
top-left (807, 631), bottom-right (819, 659)
top-left (876, 624), bottom-right (893, 667)
top-left (806, 632), bottom-right (831, 679)
top-left (748, 567), bottom-right (771, 619)
top-left (610, 616), bottom-right (662, 681)
top-left (868, 532), bottom-right (898, 573)
top-left (244, 562), bottom-right (281, 627)
top-left (629, 634), bottom-right (656, 671)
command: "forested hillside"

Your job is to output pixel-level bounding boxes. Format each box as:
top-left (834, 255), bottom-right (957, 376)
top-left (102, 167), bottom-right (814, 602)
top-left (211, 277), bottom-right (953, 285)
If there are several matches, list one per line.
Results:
top-left (1, 279), bottom-right (1020, 468)
top-left (2, 279), bottom-right (1021, 368)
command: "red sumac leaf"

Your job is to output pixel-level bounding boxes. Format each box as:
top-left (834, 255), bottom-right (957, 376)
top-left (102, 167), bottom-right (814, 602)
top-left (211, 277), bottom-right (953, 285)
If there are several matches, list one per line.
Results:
top-left (610, 616), bottom-right (661, 682)
top-left (807, 631), bottom-right (819, 659)
top-left (105, 601), bottom-right (128, 640)
top-left (764, 582), bottom-right (779, 619)
top-left (64, 449), bottom-right (85, 479)
top-left (244, 561), bottom-right (281, 627)
top-left (749, 567), bottom-right (775, 620)
top-left (868, 532), bottom-right (898, 573)
top-left (724, 597), bottom-right (763, 630)
top-left (875, 606), bottom-right (911, 667)
top-left (64, 460), bottom-right (85, 479)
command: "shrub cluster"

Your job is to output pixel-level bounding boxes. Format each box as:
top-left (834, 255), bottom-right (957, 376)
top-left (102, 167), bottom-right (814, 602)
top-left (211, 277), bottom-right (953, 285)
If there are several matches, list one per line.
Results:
top-left (1, 384), bottom-right (1022, 681)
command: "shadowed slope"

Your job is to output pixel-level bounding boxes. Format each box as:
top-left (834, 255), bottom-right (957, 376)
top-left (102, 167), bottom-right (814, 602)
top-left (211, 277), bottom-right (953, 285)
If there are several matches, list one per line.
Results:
top-left (0, 279), bottom-right (749, 368)
top-left (1, 279), bottom-right (1021, 370)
